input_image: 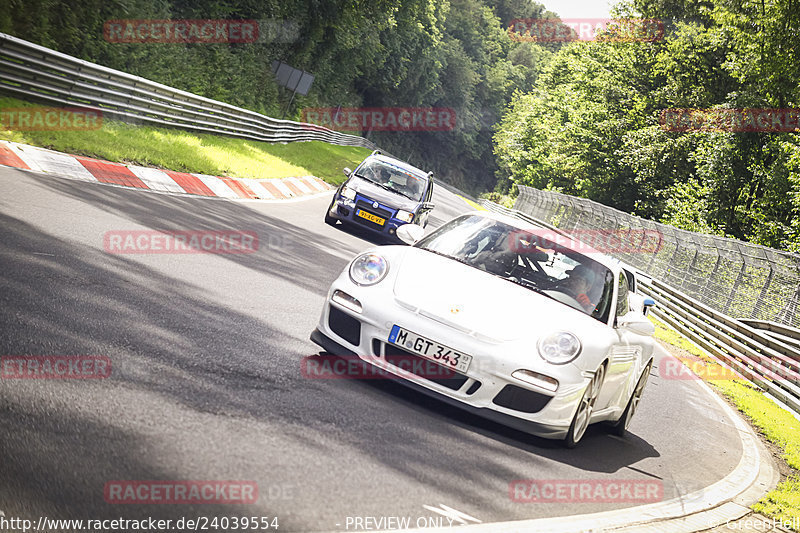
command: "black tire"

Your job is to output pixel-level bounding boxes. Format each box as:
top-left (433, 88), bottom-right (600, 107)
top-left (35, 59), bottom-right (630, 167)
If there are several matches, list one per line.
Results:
top-left (610, 361), bottom-right (652, 437)
top-left (564, 363), bottom-right (606, 448)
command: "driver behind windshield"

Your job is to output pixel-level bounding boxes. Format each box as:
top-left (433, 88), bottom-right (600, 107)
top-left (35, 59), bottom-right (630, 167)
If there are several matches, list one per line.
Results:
top-left (556, 265), bottom-right (596, 312)
top-left (406, 177), bottom-right (422, 199)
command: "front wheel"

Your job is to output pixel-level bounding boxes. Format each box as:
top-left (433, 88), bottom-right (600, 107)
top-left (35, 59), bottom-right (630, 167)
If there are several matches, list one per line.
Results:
top-left (610, 361), bottom-right (651, 437)
top-left (564, 363), bottom-right (606, 448)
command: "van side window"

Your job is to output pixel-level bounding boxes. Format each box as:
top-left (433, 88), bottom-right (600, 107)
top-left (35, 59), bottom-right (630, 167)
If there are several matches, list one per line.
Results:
top-left (616, 273), bottom-right (630, 318)
top-left (623, 269), bottom-right (636, 293)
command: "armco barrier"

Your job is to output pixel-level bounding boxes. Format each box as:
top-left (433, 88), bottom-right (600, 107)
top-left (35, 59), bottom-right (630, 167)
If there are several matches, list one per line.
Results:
top-left (479, 198), bottom-right (800, 414)
top-left (740, 320), bottom-right (800, 352)
top-left (641, 279), bottom-right (800, 413)
top-left (0, 32), bottom-right (378, 149)
top-left (513, 186), bottom-right (800, 330)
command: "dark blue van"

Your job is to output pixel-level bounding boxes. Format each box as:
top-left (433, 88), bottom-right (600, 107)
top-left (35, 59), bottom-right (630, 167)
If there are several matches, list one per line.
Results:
top-left (324, 151), bottom-right (435, 240)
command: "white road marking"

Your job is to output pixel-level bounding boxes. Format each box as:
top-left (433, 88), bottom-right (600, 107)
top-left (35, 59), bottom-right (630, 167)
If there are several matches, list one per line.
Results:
top-left (128, 166), bottom-right (184, 193)
top-left (8, 143), bottom-right (97, 181)
top-left (284, 176), bottom-right (313, 194)
top-left (192, 173), bottom-right (240, 199)
top-left (273, 179), bottom-right (295, 198)
top-left (422, 504), bottom-right (481, 525)
top-left (241, 178), bottom-right (275, 199)
top-left (3, 142), bottom-right (44, 172)
top-left (302, 175), bottom-right (328, 192)
top-left (0, 141), bottom-right (330, 202)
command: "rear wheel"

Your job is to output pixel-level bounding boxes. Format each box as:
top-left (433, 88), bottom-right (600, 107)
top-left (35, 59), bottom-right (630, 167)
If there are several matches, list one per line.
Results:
top-left (610, 361), bottom-right (651, 437)
top-left (564, 363), bottom-right (606, 448)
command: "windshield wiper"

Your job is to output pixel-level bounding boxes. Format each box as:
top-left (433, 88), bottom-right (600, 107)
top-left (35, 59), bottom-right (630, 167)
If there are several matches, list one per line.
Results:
top-left (353, 173), bottom-right (377, 184)
top-left (390, 187), bottom-right (416, 200)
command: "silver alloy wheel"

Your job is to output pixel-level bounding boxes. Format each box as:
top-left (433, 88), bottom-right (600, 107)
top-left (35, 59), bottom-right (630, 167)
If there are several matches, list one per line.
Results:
top-left (610, 361), bottom-right (652, 437)
top-left (568, 364), bottom-right (605, 446)
top-left (622, 364), bottom-right (649, 430)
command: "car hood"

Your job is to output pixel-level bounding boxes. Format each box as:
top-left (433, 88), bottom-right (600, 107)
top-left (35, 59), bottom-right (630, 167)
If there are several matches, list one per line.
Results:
top-left (348, 177), bottom-right (420, 210)
top-left (392, 247), bottom-right (607, 343)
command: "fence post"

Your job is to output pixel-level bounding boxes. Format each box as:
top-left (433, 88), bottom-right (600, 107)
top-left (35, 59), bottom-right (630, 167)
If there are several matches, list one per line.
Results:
top-left (751, 266), bottom-right (774, 320)
top-left (723, 261), bottom-right (748, 315)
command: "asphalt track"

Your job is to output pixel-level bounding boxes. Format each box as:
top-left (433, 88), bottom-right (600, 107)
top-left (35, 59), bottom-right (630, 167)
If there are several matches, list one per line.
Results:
top-left (0, 166), bottom-right (746, 531)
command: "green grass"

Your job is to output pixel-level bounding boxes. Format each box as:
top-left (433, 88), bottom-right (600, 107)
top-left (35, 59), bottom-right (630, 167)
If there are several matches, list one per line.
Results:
top-left (0, 96), bottom-right (371, 184)
top-left (651, 317), bottom-right (800, 530)
top-left (478, 191), bottom-right (514, 208)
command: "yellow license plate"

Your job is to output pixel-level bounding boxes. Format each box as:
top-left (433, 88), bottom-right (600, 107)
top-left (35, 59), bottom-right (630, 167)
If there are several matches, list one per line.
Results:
top-left (356, 209), bottom-right (385, 226)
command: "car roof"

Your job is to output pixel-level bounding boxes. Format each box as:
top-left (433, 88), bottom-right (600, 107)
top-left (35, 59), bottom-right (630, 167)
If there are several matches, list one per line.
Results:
top-left (460, 210), bottom-right (623, 273)
top-left (366, 154), bottom-right (431, 180)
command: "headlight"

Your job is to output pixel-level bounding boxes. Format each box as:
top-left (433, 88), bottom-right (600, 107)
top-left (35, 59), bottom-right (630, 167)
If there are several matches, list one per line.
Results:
top-left (349, 253), bottom-right (388, 286)
top-left (538, 332), bottom-right (582, 365)
top-left (396, 209), bottom-right (414, 223)
top-left (341, 186), bottom-right (356, 200)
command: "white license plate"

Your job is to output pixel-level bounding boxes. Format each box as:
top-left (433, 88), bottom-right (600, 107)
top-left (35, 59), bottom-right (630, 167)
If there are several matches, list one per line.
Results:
top-left (356, 209), bottom-right (385, 226)
top-left (388, 325), bottom-right (472, 373)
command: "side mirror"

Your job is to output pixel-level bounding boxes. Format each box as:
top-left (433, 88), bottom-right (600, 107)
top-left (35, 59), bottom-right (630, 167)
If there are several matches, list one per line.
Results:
top-left (343, 167), bottom-right (352, 177)
top-left (617, 312), bottom-right (655, 336)
top-left (396, 224), bottom-right (425, 246)
top-left (421, 202), bottom-right (435, 210)
top-left (642, 297), bottom-right (655, 316)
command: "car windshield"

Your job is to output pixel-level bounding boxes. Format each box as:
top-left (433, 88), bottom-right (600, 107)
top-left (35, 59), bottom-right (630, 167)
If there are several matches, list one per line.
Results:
top-left (355, 159), bottom-right (427, 201)
top-left (416, 215), bottom-right (615, 322)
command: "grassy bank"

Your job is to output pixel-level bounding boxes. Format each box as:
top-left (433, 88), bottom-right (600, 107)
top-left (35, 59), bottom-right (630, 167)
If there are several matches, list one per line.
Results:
top-left (0, 97), bottom-right (371, 185)
top-left (651, 317), bottom-right (800, 529)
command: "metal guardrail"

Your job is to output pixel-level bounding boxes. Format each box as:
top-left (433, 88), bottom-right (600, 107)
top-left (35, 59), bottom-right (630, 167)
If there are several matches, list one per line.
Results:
top-left (513, 186), bottom-right (800, 330)
top-left (0, 32), bottom-right (379, 149)
top-left (642, 280), bottom-right (800, 414)
top-left (740, 320), bottom-right (800, 351)
top-left (479, 198), bottom-right (800, 414)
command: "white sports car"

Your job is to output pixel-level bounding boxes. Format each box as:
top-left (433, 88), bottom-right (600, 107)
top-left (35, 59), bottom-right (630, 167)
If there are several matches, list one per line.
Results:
top-left (311, 211), bottom-right (656, 447)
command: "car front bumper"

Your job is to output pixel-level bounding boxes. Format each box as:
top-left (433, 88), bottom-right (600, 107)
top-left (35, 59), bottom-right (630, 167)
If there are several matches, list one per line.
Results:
top-left (311, 281), bottom-right (595, 440)
top-left (311, 327), bottom-right (572, 438)
top-left (329, 195), bottom-right (411, 239)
